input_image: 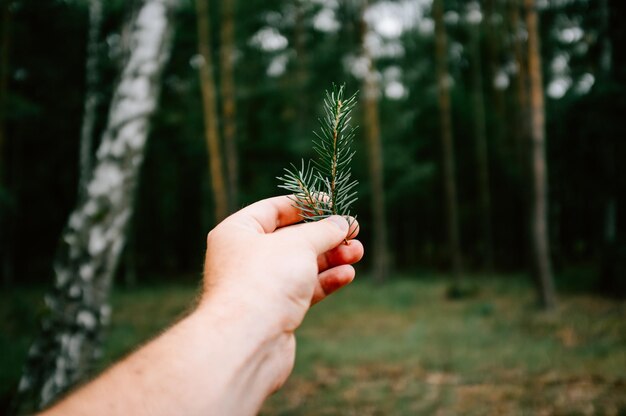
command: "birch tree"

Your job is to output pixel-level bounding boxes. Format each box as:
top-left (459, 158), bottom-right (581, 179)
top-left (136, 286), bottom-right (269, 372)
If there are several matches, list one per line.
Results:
top-left (15, 0), bottom-right (175, 410)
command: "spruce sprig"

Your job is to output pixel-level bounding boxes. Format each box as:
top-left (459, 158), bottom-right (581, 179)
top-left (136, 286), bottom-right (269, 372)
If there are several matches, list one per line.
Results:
top-left (278, 84), bottom-right (359, 237)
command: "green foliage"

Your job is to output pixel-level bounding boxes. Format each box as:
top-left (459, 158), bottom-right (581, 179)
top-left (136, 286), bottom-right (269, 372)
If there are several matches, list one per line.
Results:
top-left (277, 84), bottom-right (358, 232)
top-left (5, 0), bottom-right (626, 278)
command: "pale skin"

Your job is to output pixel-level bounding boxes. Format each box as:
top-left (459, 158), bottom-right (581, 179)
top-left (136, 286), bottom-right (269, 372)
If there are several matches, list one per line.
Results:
top-left (41, 195), bottom-right (364, 416)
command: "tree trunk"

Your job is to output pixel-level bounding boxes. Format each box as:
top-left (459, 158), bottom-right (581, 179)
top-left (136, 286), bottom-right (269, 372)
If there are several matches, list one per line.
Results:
top-left (469, 9), bottom-right (494, 271)
top-left (599, 0), bottom-right (618, 294)
top-left (0, 0), bottom-right (12, 286)
top-left (14, 0), bottom-right (175, 410)
top-left (433, 0), bottom-right (463, 279)
top-left (293, 1), bottom-right (310, 139)
top-left (360, 5), bottom-right (389, 281)
top-left (599, 0), bottom-right (612, 78)
top-left (219, 0), bottom-right (239, 212)
top-left (510, 0), bottom-right (529, 172)
top-left (196, 0), bottom-right (228, 222)
top-left (483, 0), bottom-right (508, 152)
top-left (77, 0), bottom-right (103, 200)
top-left (524, 0), bottom-right (556, 309)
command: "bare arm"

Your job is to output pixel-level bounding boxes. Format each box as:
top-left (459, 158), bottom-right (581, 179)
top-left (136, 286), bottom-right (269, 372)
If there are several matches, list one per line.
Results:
top-left (41, 196), bottom-right (364, 416)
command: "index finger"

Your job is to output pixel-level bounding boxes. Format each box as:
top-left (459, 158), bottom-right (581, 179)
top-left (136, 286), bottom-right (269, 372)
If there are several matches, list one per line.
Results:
top-left (227, 195), bottom-right (303, 234)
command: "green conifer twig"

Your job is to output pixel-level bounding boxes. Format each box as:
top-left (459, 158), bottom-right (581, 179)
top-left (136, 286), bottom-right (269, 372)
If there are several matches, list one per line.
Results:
top-left (278, 84), bottom-right (359, 239)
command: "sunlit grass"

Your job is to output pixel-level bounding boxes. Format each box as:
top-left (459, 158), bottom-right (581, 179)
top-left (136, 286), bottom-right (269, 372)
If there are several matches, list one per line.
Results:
top-left (1, 276), bottom-right (625, 414)
top-left (263, 276), bottom-right (626, 415)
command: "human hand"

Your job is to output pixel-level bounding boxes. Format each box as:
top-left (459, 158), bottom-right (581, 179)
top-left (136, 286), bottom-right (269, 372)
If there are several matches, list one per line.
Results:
top-left (199, 195), bottom-right (363, 391)
top-left (202, 195), bottom-right (363, 329)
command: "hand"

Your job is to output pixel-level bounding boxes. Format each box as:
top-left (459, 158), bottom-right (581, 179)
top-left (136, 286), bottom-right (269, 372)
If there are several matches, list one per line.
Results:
top-left (200, 195), bottom-right (364, 388)
top-left (202, 195), bottom-right (363, 327)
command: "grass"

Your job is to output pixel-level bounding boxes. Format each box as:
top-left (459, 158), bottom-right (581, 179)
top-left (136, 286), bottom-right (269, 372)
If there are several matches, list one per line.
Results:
top-left (1, 276), bottom-right (625, 415)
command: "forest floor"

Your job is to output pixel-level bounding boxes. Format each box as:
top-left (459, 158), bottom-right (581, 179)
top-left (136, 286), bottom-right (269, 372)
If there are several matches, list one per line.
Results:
top-left (1, 275), bottom-right (625, 415)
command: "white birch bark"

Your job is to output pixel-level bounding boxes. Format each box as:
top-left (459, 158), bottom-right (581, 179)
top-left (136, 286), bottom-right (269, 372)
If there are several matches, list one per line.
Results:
top-left (15, 0), bottom-right (175, 410)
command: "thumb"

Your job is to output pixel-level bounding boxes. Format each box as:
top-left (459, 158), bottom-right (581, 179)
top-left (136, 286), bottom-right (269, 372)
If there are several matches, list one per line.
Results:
top-left (288, 216), bottom-right (349, 255)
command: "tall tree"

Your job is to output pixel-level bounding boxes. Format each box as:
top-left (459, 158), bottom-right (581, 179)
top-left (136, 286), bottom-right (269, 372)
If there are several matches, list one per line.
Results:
top-left (219, 0), bottom-right (239, 211)
top-left (77, 0), bottom-right (103, 199)
top-left (468, 2), bottom-right (494, 271)
top-left (433, 0), bottom-right (463, 279)
top-left (360, 1), bottom-right (389, 281)
top-left (510, 0), bottom-right (529, 172)
top-left (293, 0), bottom-right (310, 139)
top-left (524, 0), bottom-right (556, 309)
top-left (599, 0), bottom-right (618, 293)
top-left (14, 0), bottom-right (175, 410)
top-left (196, 0), bottom-right (228, 222)
top-left (483, 0), bottom-right (507, 150)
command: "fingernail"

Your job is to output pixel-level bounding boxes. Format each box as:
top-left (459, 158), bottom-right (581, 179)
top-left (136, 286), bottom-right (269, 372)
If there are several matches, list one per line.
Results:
top-left (328, 215), bottom-right (348, 231)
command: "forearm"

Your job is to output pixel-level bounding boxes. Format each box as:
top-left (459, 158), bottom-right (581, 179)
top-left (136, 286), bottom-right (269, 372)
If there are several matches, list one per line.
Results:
top-left (38, 196), bottom-right (362, 415)
top-left (41, 301), bottom-right (289, 416)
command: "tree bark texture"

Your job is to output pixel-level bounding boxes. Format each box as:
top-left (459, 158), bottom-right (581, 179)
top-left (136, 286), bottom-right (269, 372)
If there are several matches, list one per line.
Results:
top-left (196, 0), bottom-right (228, 223)
top-left (219, 0), bottom-right (239, 212)
top-left (433, 0), bottom-right (463, 279)
top-left (360, 5), bottom-right (389, 281)
top-left (15, 0), bottom-right (175, 410)
top-left (524, 0), bottom-right (556, 309)
top-left (77, 0), bottom-right (103, 200)
top-left (469, 13), bottom-right (494, 271)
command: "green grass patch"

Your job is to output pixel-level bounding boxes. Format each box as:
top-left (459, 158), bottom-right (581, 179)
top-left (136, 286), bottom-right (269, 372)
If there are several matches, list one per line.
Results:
top-left (2, 276), bottom-right (625, 415)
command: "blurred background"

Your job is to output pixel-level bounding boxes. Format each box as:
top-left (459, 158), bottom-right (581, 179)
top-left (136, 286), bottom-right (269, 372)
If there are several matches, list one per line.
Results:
top-left (1, 0), bottom-right (625, 414)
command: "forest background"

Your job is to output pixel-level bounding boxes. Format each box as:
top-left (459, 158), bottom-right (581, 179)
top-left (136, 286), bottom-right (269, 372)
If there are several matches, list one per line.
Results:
top-left (0, 0), bottom-right (625, 414)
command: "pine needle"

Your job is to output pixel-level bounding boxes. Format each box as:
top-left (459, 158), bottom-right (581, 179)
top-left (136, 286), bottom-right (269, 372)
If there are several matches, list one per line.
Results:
top-left (277, 84), bottom-right (359, 240)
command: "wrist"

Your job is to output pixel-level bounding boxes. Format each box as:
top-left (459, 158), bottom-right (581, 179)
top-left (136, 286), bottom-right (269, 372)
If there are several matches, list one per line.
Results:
top-left (192, 296), bottom-right (295, 413)
top-left (199, 283), bottom-right (297, 338)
